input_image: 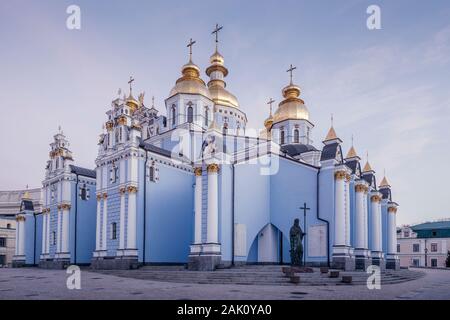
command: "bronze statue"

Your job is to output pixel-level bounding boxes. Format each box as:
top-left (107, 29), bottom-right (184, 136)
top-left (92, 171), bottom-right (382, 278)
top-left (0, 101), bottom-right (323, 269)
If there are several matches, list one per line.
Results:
top-left (290, 218), bottom-right (305, 266)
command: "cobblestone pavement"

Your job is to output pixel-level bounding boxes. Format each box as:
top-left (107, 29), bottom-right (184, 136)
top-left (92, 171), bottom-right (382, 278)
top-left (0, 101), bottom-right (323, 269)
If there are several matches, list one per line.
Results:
top-left (0, 267), bottom-right (449, 300)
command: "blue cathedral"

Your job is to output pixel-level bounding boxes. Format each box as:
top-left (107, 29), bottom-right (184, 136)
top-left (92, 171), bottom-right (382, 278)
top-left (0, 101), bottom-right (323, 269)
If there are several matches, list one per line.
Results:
top-left (13, 27), bottom-right (400, 272)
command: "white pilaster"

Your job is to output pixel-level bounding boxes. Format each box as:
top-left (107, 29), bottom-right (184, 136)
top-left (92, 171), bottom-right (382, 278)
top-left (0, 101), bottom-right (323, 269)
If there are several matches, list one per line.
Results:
top-left (56, 209), bottom-right (61, 253)
top-left (95, 194), bottom-right (101, 251)
top-left (206, 164), bottom-right (219, 244)
top-left (119, 188), bottom-right (126, 249)
top-left (387, 205), bottom-right (398, 255)
top-left (126, 186), bottom-right (137, 249)
top-left (194, 168), bottom-right (203, 244)
top-left (61, 206), bottom-right (70, 253)
top-left (45, 211), bottom-right (50, 253)
top-left (102, 194), bottom-right (108, 250)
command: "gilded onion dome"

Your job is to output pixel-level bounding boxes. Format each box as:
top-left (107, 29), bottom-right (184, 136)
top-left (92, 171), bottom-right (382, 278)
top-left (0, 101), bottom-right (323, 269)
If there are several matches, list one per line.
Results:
top-left (264, 115), bottom-right (274, 130)
top-left (206, 50), bottom-right (239, 108)
top-left (169, 59), bottom-right (211, 99)
top-left (272, 84), bottom-right (309, 124)
top-left (126, 92), bottom-right (140, 112)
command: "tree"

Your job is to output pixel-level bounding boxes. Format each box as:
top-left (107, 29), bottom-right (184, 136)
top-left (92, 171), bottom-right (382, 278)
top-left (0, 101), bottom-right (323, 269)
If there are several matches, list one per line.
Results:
top-left (446, 251), bottom-right (450, 268)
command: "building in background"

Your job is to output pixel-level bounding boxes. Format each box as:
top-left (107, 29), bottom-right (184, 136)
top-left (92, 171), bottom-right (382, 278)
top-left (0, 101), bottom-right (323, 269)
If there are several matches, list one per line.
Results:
top-left (397, 221), bottom-right (450, 268)
top-left (0, 188), bottom-right (42, 266)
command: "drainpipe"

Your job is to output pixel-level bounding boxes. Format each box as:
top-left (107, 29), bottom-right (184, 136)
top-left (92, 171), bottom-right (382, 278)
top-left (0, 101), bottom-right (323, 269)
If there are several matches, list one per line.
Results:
top-left (33, 212), bottom-right (37, 265)
top-left (316, 169), bottom-right (330, 267)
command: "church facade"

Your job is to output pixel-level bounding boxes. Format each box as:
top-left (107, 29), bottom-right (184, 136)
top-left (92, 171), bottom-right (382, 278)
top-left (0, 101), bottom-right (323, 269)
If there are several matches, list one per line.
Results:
top-left (13, 28), bottom-right (400, 271)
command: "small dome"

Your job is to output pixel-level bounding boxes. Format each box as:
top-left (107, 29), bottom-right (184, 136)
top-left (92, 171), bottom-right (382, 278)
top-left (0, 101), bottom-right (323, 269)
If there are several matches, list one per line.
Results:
top-left (169, 60), bottom-right (211, 99)
top-left (272, 84), bottom-right (309, 124)
top-left (210, 51), bottom-right (225, 65)
top-left (264, 115), bottom-right (274, 129)
top-left (126, 93), bottom-right (140, 111)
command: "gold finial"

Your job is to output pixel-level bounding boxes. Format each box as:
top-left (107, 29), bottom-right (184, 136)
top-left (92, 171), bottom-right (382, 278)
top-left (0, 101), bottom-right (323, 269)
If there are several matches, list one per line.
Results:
top-left (267, 98), bottom-right (275, 116)
top-left (187, 38), bottom-right (196, 62)
top-left (287, 64), bottom-right (297, 85)
top-left (212, 23), bottom-right (223, 51)
top-left (363, 151), bottom-right (373, 172)
top-left (380, 171), bottom-right (390, 188)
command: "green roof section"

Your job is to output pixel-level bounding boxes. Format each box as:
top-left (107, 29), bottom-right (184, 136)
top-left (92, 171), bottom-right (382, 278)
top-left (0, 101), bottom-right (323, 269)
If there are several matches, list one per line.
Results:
top-left (411, 221), bottom-right (450, 239)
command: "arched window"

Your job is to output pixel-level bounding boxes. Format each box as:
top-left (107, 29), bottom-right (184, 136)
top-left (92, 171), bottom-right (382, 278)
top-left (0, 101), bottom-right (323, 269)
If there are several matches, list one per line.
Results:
top-left (187, 106), bottom-right (194, 123)
top-left (294, 129), bottom-right (299, 143)
top-left (171, 105), bottom-right (176, 126)
top-left (204, 108), bottom-right (209, 126)
top-left (280, 130), bottom-right (285, 145)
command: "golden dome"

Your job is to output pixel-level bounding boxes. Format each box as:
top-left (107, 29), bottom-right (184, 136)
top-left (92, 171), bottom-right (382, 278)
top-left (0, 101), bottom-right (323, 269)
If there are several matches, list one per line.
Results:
top-left (22, 191), bottom-right (31, 200)
top-left (208, 85), bottom-right (239, 108)
top-left (169, 60), bottom-right (211, 99)
top-left (126, 93), bottom-right (140, 111)
top-left (272, 84), bottom-right (309, 124)
top-left (264, 115), bottom-right (274, 130)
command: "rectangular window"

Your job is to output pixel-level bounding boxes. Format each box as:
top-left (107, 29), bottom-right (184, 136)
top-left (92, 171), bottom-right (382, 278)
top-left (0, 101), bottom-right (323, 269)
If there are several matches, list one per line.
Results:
top-left (431, 259), bottom-right (438, 267)
top-left (111, 223), bottom-right (117, 240)
top-left (79, 186), bottom-right (89, 201)
top-left (397, 244), bottom-right (401, 253)
top-left (0, 237), bottom-right (6, 247)
top-left (52, 231), bottom-right (57, 246)
top-left (431, 243), bottom-right (438, 252)
top-left (413, 244), bottom-right (420, 252)
top-left (404, 231), bottom-right (410, 238)
top-left (412, 259), bottom-right (420, 267)
top-left (0, 255), bottom-right (5, 266)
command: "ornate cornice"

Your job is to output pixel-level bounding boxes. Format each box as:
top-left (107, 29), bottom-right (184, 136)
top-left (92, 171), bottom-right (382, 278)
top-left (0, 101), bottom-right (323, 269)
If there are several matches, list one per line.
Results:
top-left (207, 163), bottom-right (220, 173)
top-left (102, 192), bottom-right (108, 200)
top-left (105, 121), bottom-right (114, 131)
top-left (61, 203), bottom-right (71, 211)
top-left (96, 193), bottom-right (102, 201)
top-left (16, 215), bottom-right (26, 222)
top-left (119, 187), bottom-right (127, 195)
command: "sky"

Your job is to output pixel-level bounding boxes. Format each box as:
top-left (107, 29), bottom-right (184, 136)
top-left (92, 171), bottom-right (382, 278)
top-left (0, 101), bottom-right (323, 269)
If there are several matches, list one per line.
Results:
top-left (0, 0), bottom-right (449, 225)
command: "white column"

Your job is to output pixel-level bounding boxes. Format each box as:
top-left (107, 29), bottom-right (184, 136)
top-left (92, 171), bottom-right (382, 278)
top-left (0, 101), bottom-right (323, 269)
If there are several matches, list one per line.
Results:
top-left (119, 188), bottom-right (126, 249)
top-left (363, 192), bottom-right (369, 249)
top-left (354, 184), bottom-right (366, 249)
top-left (370, 194), bottom-right (381, 252)
top-left (387, 206), bottom-right (397, 254)
top-left (61, 206), bottom-right (70, 253)
top-left (18, 218), bottom-right (25, 256)
top-left (344, 177), bottom-right (351, 246)
top-left (95, 194), bottom-right (102, 251)
top-left (56, 209), bottom-right (61, 253)
top-left (102, 194), bottom-right (108, 250)
top-left (126, 186), bottom-right (137, 249)
top-left (45, 211), bottom-right (50, 253)
top-left (334, 171), bottom-right (346, 246)
top-left (206, 164), bottom-right (219, 244)
top-left (41, 212), bottom-right (47, 254)
top-left (194, 168), bottom-right (203, 244)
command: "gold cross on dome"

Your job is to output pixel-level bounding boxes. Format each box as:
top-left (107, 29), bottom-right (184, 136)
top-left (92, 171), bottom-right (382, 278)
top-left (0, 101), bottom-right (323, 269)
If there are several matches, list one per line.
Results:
top-left (286, 64), bottom-right (297, 84)
top-left (128, 76), bottom-right (135, 93)
top-left (267, 98), bottom-right (275, 116)
top-left (187, 38), bottom-right (196, 61)
top-left (212, 24), bottom-right (223, 50)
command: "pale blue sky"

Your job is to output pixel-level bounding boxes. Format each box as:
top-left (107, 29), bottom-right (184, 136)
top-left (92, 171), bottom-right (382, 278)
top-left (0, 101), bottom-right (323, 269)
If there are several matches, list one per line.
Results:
top-left (0, 0), bottom-right (449, 225)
